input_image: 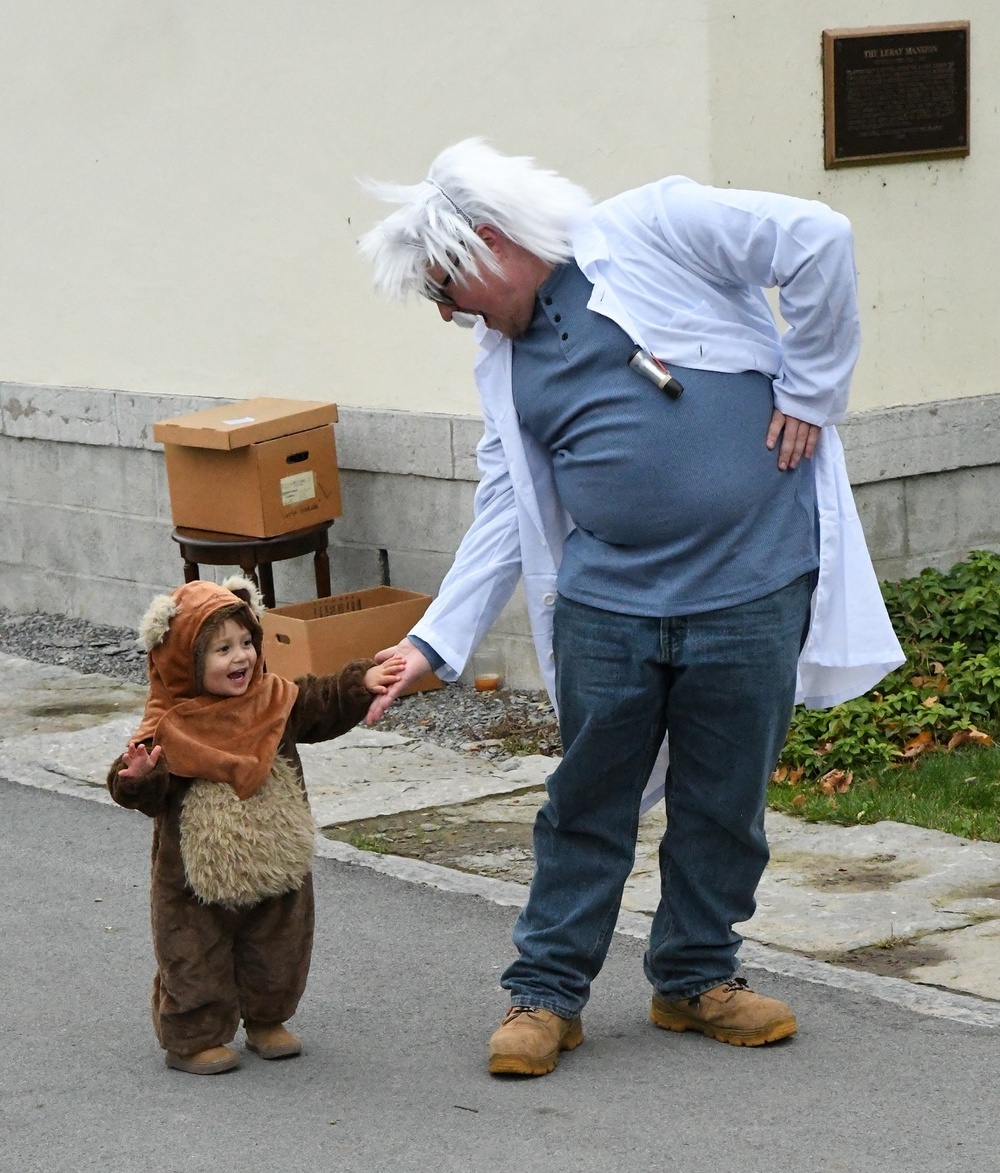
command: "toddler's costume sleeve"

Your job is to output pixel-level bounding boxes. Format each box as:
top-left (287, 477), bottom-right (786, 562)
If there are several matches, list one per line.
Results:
top-left (288, 659), bottom-right (377, 744)
top-left (106, 746), bottom-right (174, 818)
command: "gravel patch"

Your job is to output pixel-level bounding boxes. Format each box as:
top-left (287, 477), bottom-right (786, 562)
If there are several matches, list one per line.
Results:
top-left (0, 607), bottom-right (561, 762)
top-left (379, 685), bottom-right (561, 762)
top-left (0, 606), bottom-right (148, 683)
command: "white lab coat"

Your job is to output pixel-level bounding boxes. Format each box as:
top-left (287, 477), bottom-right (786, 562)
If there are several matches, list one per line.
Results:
top-left (410, 178), bottom-right (905, 797)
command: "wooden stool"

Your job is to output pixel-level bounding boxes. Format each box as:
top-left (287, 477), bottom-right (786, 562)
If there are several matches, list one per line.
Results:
top-left (171, 522), bottom-right (333, 609)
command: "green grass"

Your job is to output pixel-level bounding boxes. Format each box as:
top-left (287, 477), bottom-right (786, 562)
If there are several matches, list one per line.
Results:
top-left (347, 833), bottom-right (392, 854)
top-left (767, 744), bottom-right (1000, 841)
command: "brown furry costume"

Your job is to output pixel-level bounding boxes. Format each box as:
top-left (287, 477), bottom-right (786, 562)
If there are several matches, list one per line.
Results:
top-left (107, 576), bottom-right (375, 1057)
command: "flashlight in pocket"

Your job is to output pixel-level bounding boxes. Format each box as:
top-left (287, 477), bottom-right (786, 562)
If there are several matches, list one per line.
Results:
top-left (628, 347), bottom-right (684, 399)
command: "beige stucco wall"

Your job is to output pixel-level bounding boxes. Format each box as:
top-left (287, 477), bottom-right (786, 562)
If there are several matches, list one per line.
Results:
top-left (0, 1), bottom-right (994, 415)
top-left (708, 1), bottom-right (996, 410)
top-left (0, 1), bottom-right (710, 414)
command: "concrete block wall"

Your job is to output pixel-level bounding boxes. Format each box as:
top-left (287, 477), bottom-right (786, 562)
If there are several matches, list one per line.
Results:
top-left (839, 395), bottom-right (1000, 581)
top-left (1, 382), bottom-right (998, 689)
top-left (0, 382), bottom-right (540, 686)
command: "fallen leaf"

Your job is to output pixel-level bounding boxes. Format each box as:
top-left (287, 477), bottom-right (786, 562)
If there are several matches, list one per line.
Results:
top-left (789, 766), bottom-right (805, 786)
top-left (947, 728), bottom-right (994, 750)
top-left (932, 661), bottom-right (946, 675)
top-left (791, 794), bottom-right (807, 809)
top-left (819, 769), bottom-right (854, 795)
top-left (921, 696), bottom-right (939, 708)
top-left (771, 766), bottom-right (789, 783)
top-left (901, 730), bottom-right (934, 758)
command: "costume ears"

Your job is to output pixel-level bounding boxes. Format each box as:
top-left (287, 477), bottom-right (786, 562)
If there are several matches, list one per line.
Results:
top-left (138, 594), bottom-right (179, 651)
top-left (221, 574), bottom-right (266, 619)
top-left (138, 575), bottom-right (265, 651)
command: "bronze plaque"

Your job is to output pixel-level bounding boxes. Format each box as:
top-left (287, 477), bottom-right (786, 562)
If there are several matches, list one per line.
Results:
top-left (823, 23), bottom-right (970, 168)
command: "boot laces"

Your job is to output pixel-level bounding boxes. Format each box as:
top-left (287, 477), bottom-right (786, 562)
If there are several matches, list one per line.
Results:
top-left (686, 976), bottom-right (749, 1008)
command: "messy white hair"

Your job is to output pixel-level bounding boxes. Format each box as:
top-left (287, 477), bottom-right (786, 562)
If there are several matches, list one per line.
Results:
top-left (358, 138), bottom-right (593, 301)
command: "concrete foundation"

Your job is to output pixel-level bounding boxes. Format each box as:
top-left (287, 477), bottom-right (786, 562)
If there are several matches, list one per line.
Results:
top-left (2, 382), bottom-right (999, 689)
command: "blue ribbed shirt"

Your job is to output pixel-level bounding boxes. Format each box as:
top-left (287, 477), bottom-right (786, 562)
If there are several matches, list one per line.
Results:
top-left (511, 261), bottom-right (818, 617)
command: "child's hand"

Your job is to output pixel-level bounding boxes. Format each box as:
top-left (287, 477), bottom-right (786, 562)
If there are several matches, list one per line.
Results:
top-left (364, 655), bottom-right (407, 695)
top-left (118, 741), bottom-right (163, 782)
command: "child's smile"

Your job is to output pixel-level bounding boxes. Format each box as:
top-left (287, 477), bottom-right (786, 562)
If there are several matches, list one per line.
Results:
top-left (202, 618), bottom-right (258, 697)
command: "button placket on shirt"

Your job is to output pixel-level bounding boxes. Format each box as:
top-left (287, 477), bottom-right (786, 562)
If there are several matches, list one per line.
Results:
top-left (541, 291), bottom-right (571, 348)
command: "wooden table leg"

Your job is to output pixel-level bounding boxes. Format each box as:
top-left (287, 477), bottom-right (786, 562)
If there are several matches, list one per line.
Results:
top-left (183, 560), bottom-right (200, 584)
top-left (313, 548), bottom-right (331, 599)
top-left (257, 561), bottom-right (276, 609)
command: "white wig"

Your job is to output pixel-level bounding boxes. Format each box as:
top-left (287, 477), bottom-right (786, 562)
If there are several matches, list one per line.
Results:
top-left (358, 138), bottom-right (593, 301)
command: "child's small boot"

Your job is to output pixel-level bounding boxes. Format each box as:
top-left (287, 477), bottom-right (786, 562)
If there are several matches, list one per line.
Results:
top-left (244, 1020), bottom-right (302, 1059)
top-left (165, 1045), bottom-right (240, 1075)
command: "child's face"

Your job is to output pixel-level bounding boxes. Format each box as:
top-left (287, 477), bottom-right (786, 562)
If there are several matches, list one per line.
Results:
top-left (201, 618), bottom-right (258, 697)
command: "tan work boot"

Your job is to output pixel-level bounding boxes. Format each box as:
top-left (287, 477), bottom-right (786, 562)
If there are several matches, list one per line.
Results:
top-left (488, 1006), bottom-right (584, 1076)
top-left (244, 1020), bottom-right (302, 1059)
top-left (650, 977), bottom-right (797, 1046)
top-left (164, 1045), bottom-right (240, 1075)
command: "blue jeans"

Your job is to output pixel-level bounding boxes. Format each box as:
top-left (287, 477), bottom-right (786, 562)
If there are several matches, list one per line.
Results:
top-left (501, 573), bottom-right (813, 1016)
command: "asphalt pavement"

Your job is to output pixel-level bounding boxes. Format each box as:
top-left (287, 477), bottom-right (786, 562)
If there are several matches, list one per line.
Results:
top-left (4, 777), bottom-right (999, 1173)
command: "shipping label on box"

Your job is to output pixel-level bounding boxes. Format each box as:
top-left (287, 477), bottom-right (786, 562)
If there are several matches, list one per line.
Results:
top-left (280, 470), bottom-right (316, 506)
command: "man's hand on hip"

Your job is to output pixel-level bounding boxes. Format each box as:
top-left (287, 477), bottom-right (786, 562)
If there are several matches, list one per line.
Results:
top-left (365, 638), bottom-right (432, 724)
top-left (766, 409), bottom-right (821, 471)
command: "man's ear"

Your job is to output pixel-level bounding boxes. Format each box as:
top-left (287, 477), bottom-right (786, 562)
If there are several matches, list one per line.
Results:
top-left (475, 224), bottom-right (505, 255)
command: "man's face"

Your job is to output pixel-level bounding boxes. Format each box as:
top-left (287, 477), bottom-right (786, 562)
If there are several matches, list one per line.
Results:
top-left (425, 228), bottom-right (544, 339)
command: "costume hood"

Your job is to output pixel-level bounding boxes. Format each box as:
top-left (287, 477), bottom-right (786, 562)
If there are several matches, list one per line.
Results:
top-left (131, 576), bottom-right (298, 799)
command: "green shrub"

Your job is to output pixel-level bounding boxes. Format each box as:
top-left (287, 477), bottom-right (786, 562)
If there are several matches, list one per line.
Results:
top-left (775, 550), bottom-right (1000, 787)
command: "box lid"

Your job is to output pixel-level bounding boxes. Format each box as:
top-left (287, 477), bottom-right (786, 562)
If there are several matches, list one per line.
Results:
top-left (152, 397), bottom-right (339, 450)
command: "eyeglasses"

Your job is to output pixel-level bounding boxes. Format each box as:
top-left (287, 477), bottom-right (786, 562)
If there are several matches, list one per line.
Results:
top-left (423, 252), bottom-right (462, 307)
top-left (425, 273), bottom-right (457, 307)
top-left (421, 182), bottom-right (474, 307)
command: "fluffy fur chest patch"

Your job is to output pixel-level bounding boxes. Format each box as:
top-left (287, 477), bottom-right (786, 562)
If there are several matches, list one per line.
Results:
top-left (178, 755), bottom-right (316, 909)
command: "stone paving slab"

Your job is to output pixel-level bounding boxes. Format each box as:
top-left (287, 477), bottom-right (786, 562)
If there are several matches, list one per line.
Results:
top-left (1, 653), bottom-right (998, 1005)
top-left (905, 920), bottom-right (1000, 1001)
top-left (741, 817), bottom-right (1000, 957)
top-left (1, 715), bottom-right (143, 790)
top-left (0, 652), bottom-right (146, 740)
top-left (300, 733), bottom-right (552, 825)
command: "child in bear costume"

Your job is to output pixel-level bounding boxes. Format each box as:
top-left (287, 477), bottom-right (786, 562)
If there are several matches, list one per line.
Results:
top-left (107, 576), bottom-right (403, 1075)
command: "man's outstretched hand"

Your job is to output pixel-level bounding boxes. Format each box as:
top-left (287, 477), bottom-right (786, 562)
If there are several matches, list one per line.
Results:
top-left (365, 638), bottom-right (432, 724)
top-left (766, 409), bottom-right (821, 471)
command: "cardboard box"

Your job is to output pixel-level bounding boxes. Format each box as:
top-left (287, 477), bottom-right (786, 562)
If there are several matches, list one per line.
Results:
top-left (153, 397), bottom-right (342, 537)
top-left (261, 587), bottom-right (443, 696)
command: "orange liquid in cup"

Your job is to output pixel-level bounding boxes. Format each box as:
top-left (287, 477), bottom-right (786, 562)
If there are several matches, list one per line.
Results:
top-left (474, 674), bottom-right (502, 692)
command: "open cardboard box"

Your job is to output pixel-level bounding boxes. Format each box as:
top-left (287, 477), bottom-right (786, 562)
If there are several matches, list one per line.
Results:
top-left (261, 586), bottom-right (442, 695)
top-left (153, 397), bottom-right (342, 538)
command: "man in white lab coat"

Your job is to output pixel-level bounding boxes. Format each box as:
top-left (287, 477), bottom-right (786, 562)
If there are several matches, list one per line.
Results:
top-left (359, 139), bottom-right (903, 1076)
